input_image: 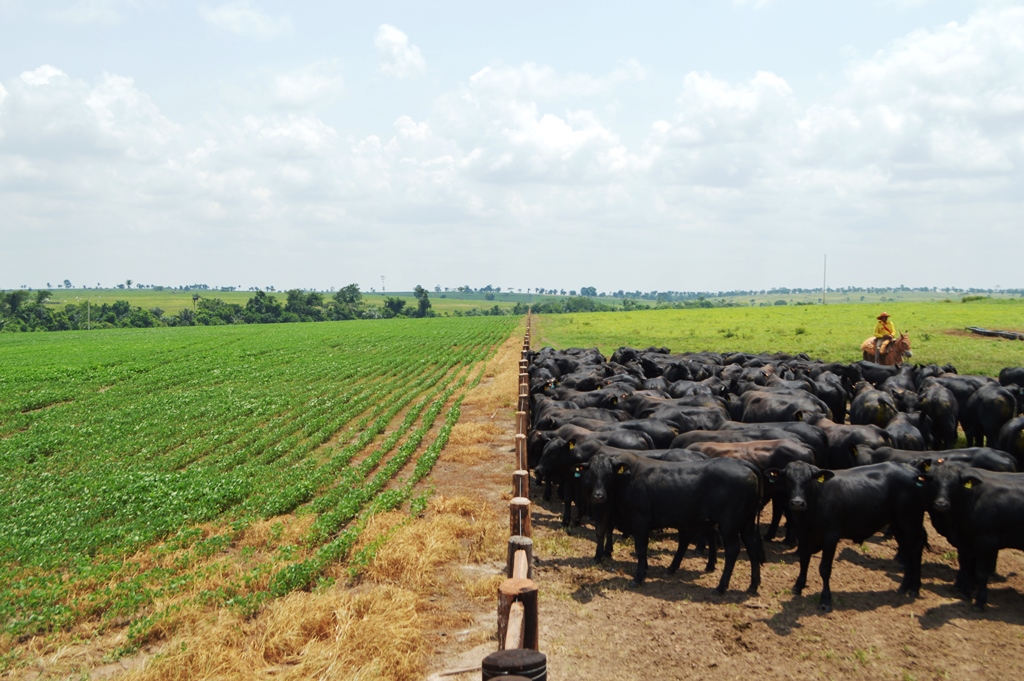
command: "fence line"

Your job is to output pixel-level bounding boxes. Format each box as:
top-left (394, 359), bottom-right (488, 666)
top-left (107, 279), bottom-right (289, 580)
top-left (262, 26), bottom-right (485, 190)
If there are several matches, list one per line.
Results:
top-left (481, 311), bottom-right (548, 679)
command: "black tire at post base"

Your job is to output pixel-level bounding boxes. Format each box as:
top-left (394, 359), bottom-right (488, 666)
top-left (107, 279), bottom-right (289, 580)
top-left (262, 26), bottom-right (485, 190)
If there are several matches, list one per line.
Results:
top-left (481, 649), bottom-right (547, 680)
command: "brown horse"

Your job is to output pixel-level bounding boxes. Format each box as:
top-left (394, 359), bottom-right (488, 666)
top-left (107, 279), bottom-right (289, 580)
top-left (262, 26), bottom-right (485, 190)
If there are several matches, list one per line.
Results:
top-left (860, 333), bottom-right (912, 366)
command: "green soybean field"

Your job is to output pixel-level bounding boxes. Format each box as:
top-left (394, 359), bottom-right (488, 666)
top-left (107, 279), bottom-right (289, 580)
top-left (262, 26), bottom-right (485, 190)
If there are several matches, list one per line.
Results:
top-left (0, 316), bottom-right (517, 661)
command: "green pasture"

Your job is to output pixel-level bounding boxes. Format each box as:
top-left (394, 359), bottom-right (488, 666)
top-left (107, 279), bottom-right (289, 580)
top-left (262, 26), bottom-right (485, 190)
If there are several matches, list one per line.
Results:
top-left (0, 316), bottom-right (516, 649)
top-left (40, 288), bottom-right (533, 316)
top-left (533, 299), bottom-right (1024, 376)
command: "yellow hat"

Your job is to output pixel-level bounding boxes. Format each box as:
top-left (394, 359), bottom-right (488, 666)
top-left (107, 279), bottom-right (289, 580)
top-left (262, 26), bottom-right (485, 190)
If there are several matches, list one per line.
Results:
top-left (877, 312), bottom-right (890, 320)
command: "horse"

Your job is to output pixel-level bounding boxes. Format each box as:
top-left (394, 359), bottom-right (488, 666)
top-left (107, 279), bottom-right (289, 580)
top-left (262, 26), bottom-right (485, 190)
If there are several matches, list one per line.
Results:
top-left (860, 333), bottom-right (912, 366)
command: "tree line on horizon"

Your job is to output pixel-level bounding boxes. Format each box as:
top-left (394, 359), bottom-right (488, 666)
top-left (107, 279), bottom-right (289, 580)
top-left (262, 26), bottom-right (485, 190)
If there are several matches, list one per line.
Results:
top-left (0, 285), bottom-right (462, 333)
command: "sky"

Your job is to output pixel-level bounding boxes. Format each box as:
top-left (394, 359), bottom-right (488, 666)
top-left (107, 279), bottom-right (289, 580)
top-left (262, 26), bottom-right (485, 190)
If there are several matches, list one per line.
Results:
top-left (1, 0), bottom-right (1022, 293)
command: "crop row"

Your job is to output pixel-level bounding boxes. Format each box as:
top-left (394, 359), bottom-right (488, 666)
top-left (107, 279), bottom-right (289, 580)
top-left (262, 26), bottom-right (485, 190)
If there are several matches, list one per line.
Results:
top-left (0, 316), bottom-right (517, 639)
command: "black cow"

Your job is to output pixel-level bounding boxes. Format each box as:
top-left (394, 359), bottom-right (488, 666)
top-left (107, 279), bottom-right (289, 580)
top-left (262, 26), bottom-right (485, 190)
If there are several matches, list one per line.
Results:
top-left (681, 439), bottom-right (817, 542)
top-left (587, 451), bottom-right (763, 593)
top-left (863, 446), bottom-right (1017, 473)
top-left (811, 371), bottom-right (848, 426)
top-left (766, 460), bottom-right (927, 612)
top-left (962, 383), bottom-right (1017, 448)
top-left (533, 406), bottom-right (629, 431)
top-left (732, 390), bottom-right (832, 423)
top-left (922, 462), bottom-right (1024, 609)
top-left (919, 383), bottom-right (959, 451)
top-left (999, 367), bottom-right (1024, 390)
top-left (805, 416), bottom-right (892, 469)
top-left (884, 412), bottom-right (929, 451)
top-left (849, 382), bottom-right (899, 428)
top-left (997, 417), bottom-right (1024, 469)
top-left (845, 361), bottom-right (901, 389)
top-left (920, 374), bottom-right (997, 420)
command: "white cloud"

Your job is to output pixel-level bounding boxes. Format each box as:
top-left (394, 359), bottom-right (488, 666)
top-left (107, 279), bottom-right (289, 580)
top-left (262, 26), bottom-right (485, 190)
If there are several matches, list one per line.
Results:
top-left (375, 24), bottom-right (426, 79)
top-left (199, 1), bottom-right (291, 40)
top-left (269, 61), bottom-right (344, 108)
top-left (468, 60), bottom-right (646, 100)
top-left (4, 3), bottom-right (1024, 290)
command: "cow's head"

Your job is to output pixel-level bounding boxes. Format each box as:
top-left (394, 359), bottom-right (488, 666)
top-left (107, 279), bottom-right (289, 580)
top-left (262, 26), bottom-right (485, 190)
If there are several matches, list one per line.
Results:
top-left (924, 461), bottom-right (981, 514)
top-left (588, 452), bottom-right (634, 505)
top-left (765, 461), bottom-right (833, 512)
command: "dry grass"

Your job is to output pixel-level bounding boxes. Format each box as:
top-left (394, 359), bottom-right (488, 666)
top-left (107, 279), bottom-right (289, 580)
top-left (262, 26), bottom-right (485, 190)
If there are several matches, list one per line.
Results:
top-left (122, 585), bottom-right (425, 681)
top-left (115, 495), bottom-right (504, 681)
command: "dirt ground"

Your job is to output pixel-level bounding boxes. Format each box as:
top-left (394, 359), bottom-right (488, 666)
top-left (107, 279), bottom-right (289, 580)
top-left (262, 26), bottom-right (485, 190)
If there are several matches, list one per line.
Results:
top-left (424, 350), bottom-right (1024, 681)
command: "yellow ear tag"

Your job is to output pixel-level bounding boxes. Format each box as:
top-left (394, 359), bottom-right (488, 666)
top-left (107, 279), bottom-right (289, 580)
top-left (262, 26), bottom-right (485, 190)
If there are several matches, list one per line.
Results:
top-left (924, 463), bottom-right (932, 472)
top-left (568, 441), bottom-right (575, 449)
top-left (617, 465), bottom-right (627, 475)
top-left (964, 480), bottom-right (974, 489)
top-left (817, 474), bottom-right (827, 483)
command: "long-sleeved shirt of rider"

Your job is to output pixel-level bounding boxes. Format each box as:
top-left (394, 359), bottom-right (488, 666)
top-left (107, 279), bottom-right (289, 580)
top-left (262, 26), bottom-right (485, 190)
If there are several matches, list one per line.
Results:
top-left (874, 320), bottom-right (895, 338)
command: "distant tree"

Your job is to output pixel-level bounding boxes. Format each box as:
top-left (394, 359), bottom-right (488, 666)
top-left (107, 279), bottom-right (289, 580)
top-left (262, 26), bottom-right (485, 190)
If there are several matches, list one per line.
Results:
top-left (413, 285), bottom-right (432, 317)
top-left (46, 282), bottom-right (51, 288)
top-left (383, 297), bottom-right (406, 317)
top-left (63, 279), bottom-right (72, 289)
top-left (192, 293), bottom-right (200, 309)
top-left (580, 286), bottom-right (597, 297)
top-left (3, 290), bottom-right (31, 314)
top-left (126, 279), bottom-right (132, 289)
top-left (331, 284), bottom-right (363, 320)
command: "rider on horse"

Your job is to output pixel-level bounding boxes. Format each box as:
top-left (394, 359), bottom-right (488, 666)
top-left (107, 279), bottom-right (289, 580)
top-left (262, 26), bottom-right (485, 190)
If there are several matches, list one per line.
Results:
top-left (873, 312), bottom-right (895, 363)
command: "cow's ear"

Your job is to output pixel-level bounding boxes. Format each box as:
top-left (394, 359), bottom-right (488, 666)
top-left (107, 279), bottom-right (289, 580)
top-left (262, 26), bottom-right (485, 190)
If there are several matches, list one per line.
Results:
top-left (568, 439), bottom-right (575, 450)
top-left (816, 470), bottom-right (835, 484)
top-left (614, 458), bottom-right (631, 475)
top-left (911, 457), bottom-right (933, 474)
top-left (963, 474), bottom-right (983, 490)
top-left (793, 410), bottom-right (804, 422)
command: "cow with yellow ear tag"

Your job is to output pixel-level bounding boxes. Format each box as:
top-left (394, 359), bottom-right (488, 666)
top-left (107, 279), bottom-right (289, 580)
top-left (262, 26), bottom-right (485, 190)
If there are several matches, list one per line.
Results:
top-left (764, 460), bottom-right (928, 612)
top-left (920, 461), bottom-right (1024, 610)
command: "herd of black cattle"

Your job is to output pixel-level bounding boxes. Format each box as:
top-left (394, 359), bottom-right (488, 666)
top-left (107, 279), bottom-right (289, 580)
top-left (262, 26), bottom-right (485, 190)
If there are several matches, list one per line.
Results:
top-left (526, 346), bottom-right (1024, 612)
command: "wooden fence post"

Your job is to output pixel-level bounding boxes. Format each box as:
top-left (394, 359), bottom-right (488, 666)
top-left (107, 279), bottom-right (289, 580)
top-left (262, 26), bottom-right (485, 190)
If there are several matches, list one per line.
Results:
top-left (513, 469), bottom-right (529, 499)
top-left (514, 433), bottom-right (527, 470)
top-left (497, 578), bottom-right (539, 651)
top-left (509, 497), bottom-right (531, 537)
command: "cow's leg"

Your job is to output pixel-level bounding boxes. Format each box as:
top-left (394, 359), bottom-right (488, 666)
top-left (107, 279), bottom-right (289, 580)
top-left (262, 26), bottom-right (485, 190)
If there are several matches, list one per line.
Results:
top-left (953, 546), bottom-right (975, 599)
top-left (667, 529), bottom-right (691, 574)
top-left (793, 541), bottom-right (813, 596)
top-left (715, 529), bottom-right (742, 595)
top-left (895, 524), bottom-right (925, 597)
top-left (764, 498), bottom-right (783, 542)
top-left (704, 528), bottom-right (718, 573)
top-left (631, 521), bottom-right (652, 586)
top-left (973, 546), bottom-right (999, 610)
top-left (818, 535), bottom-right (840, 612)
top-left (781, 511), bottom-right (798, 546)
top-left (740, 520), bottom-right (762, 595)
